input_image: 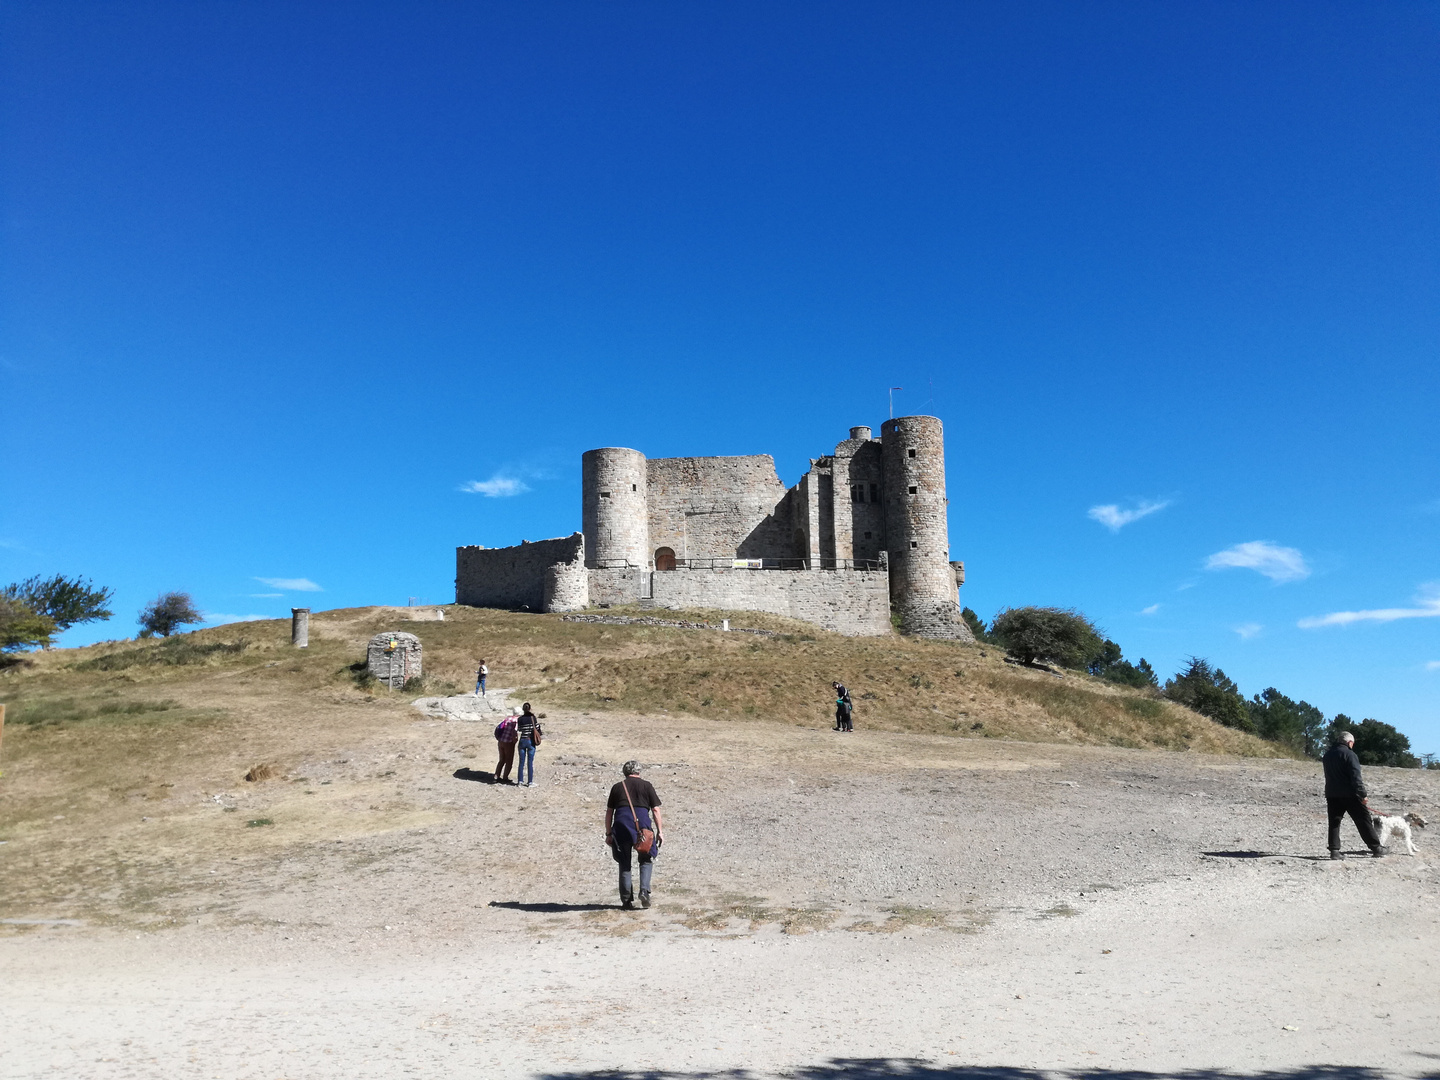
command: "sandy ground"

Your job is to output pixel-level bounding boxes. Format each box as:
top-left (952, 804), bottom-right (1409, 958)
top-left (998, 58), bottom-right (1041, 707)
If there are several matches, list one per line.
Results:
top-left (2, 694), bottom-right (1438, 1080)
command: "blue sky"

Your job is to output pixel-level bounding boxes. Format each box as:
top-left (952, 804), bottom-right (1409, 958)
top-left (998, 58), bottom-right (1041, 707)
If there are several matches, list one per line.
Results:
top-left (3, 2), bottom-right (1437, 754)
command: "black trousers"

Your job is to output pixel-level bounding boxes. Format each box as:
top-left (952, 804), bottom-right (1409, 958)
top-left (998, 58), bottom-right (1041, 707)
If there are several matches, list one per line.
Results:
top-left (1327, 796), bottom-right (1380, 852)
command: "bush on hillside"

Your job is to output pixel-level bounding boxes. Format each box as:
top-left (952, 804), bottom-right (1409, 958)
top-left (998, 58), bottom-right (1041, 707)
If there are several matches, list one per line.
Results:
top-left (138, 591), bottom-right (204, 638)
top-left (989, 606), bottom-right (1104, 669)
top-left (1087, 639), bottom-right (1159, 689)
top-left (1164, 657), bottom-right (1251, 731)
top-left (0, 595), bottom-right (57, 654)
top-left (961, 607), bottom-right (991, 643)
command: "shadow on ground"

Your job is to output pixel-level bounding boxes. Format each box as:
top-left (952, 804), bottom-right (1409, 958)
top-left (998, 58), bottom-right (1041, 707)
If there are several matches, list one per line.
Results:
top-left (490, 901), bottom-right (612, 913)
top-left (1201, 850), bottom-right (1363, 861)
top-left (534, 1064), bottom-right (1427, 1080)
top-left (454, 768), bottom-right (501, 784)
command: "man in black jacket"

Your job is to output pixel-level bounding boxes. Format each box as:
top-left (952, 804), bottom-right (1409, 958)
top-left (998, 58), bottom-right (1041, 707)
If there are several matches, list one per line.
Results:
top-left (1322, 731), bottom-right (1386, 860)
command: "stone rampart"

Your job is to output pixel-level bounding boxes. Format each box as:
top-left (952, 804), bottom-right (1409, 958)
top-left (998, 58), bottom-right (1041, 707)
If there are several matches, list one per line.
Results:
top-left (648, 567), bottom-right (891, 637)
top-left (456, 533), bottom-right (584, 611)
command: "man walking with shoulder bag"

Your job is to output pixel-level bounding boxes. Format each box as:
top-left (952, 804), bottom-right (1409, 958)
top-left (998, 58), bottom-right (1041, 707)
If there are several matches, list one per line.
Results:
top-left (605, 761), bottom-right (664, 910)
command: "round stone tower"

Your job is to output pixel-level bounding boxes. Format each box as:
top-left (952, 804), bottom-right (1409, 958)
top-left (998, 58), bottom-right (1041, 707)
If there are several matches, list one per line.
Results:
top-left (881, 415), bottom-right (970, 639)
top-left (582, 447), bottom-right (649, 568)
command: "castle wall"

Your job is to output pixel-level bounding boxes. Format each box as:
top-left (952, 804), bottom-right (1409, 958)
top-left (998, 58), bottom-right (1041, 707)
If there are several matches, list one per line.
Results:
top-left (646, 455), bottom-right (791, 563)
top-left (647, 567), bottom-right (891, 636)
top-left (456, 533), bottom-right (584, 611)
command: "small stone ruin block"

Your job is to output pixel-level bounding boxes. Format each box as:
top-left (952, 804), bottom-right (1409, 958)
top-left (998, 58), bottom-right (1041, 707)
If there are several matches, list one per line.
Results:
top-left (367, 631), bottom-right (423, 688)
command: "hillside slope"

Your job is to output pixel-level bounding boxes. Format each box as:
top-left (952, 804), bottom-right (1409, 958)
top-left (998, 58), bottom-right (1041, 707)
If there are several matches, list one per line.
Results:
top-left (2, 603), bottom-right (1284, 757)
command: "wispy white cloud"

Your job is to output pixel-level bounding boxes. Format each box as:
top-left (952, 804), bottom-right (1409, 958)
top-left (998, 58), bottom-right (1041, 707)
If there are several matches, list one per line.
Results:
top-left (460, 475), bottom-right (530, 498)
top-left (1298, 584), bottom-right (1440, 629)
top-left (1140, 604), bottom-right (1161, 615)
top-left (254, 577), bottom-right (323, 592)
top-left (1205, 541), bottom-right (1310, 583)
top-left (1087, 499), bottom-right (1170, 532)
top-left (1234, 623), bottom-right (1263, 640)
top-left (1425, 661), bottom-right (1440, 671)
top-left (249, 592), bottom-right (283, 598)
top-left (203, 613), bottom-right (272, 625)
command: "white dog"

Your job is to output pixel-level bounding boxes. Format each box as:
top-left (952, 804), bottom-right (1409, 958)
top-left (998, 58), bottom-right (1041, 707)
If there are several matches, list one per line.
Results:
top-left (1371, 812), bottom-right (1427, 856)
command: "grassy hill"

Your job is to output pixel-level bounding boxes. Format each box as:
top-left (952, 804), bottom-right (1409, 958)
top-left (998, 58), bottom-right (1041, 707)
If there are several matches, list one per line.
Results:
top-left (1, 603), bottom-right (1284, 757)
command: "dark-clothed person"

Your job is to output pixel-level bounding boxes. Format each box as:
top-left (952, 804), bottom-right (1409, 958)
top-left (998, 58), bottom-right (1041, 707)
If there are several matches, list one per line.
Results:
top-left (833, 681), bottom-right (853, 732)
top-left (605, 761), bottom-right (664, 909)
top-left (1322, 731), bottom-right (1383, 858)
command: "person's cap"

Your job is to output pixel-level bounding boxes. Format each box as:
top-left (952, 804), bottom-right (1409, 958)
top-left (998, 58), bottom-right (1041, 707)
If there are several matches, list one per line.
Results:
top-left (622, 760), bottom-right (641, 776)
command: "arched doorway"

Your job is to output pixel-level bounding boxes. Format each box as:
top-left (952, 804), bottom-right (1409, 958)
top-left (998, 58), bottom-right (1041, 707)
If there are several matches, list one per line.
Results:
top-left (654, 547), bottom-right (677, 571)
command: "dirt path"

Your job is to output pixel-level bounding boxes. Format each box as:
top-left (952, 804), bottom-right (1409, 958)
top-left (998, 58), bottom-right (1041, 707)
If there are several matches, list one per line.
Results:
top-left (2, 696), bottom-right (1438, 1078)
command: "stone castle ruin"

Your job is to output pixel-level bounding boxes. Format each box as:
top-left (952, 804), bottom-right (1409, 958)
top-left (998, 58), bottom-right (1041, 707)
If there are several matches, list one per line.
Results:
top-left (455, 415), bottom-right (972, 640)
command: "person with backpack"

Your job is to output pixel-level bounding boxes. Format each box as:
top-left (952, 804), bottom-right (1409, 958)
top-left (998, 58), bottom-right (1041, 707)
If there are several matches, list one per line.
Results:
top-left (493, 712), bottom-right (518, 783)
top-left (515, 702), bottom-right (543, 787)
top-left (605, 761), bottom-right (664, 910)
top-left (832, 681), bottom-right (854, 732)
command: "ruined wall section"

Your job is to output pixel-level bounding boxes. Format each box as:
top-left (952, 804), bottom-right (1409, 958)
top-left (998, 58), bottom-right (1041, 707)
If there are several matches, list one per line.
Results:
top-left (647, 455), bottom-right (791, 563)
top-left (456, 533), bottom-right (584, 611)
top-left (881, 416), bottom-right (973, 641)
top-left (648, 568), bottom-right (891, 636)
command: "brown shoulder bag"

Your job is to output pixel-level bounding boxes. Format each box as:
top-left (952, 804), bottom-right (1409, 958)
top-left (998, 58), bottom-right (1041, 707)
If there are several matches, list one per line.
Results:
top-left (621, 777), bottom-right (656, 856)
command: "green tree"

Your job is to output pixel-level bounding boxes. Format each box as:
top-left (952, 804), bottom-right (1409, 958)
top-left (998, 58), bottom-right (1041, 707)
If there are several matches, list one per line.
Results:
top-left (3, 574), bottom-right (114, 635)
top-left (138, 591), bottom-right (204, 638)
top-left (989, 606), bottom-right (1105, 669)
top-left (1087, 639), bottom-right (1160, 689)
top-left (961, 607), bottom-right (990, 643)
top-left (1247, 687), bottom-right (1328, 757)
top-left (1164, 657), bottom-right (1251, 731)
top-left (0, 595), bottom-right (57, 654)
top-left (1349, 717), bottom-right (1421, 768)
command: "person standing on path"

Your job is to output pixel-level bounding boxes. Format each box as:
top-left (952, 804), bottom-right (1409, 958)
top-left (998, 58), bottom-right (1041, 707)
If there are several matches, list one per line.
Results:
top-left (475, 659), bottom-right (489, 697)
top-left (493, 713), bottom-right (517, 783)
top-left (832, 681), bottom-right (854, 732)
top-left (1322, 730), bottom-right (1386, 859)
top-left (515, 702), bottom-right (542, 787)
top-left (605, 761), bottom-right (664, 910)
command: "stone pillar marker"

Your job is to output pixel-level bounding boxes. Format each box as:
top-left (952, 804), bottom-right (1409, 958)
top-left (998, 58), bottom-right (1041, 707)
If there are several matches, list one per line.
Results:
top-left (291, 608), bottom-right (310, 648)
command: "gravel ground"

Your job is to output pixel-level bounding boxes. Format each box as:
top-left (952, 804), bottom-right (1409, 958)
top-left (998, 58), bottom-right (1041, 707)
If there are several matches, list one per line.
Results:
top-left (2, 698), bottom-right (1437, 1079)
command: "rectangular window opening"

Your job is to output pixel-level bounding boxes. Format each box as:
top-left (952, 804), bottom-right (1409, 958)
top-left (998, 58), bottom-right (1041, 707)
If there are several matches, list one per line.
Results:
top-left (600, 491), bottom-right (611, 498)
top-left (910, 541), bottom-right (918, 549)
top-left (908, 486), bottom-right (917, 495)
top-left (907, 448), bottom-right (916, 458)
top-left (869, 483), bottom-right (879, 502)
